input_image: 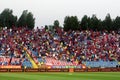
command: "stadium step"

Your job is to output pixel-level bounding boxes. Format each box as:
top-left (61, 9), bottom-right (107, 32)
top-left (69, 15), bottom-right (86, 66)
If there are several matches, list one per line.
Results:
top-left (24, 47), bottom-right (38, 68)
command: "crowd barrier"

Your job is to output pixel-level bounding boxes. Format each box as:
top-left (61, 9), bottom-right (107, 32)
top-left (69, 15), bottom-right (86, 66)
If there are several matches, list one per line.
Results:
top-left (0, 68), bottom-right (120, 72)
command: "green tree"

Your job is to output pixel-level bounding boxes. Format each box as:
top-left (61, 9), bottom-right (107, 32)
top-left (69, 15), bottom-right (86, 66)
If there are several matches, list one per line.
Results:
top-left (54, 20), bottom-right (59, 28)
top-left (113, 16), bottom-right (120, 30)
top-left (102, 14), bottom-right (113, 31)
top-left (17, 10), bottom-right (35, 29)
top-left (45, 25), bottom-right (48, 30)
top-left (64, 16), bottom-right (79, 31)
top-left (80, 15), bottom-right (89, 30)
top-left (26, 12), bottom-right (35, 29)
top-left (90, 14), bottom-right (101, 31)
top-left (17, 10), bottom-right (28, 27)
top-left (0, 8), bottom-right (17, 28)
top-left (97, 19), bottom-right (103, 31)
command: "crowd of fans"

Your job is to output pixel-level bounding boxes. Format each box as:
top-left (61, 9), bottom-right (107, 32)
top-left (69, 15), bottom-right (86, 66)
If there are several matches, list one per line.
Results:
top-left (0, 27), bottom-right (120, 66)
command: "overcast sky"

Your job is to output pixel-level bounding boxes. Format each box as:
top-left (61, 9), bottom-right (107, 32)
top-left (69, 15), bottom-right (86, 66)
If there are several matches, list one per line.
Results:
top-left (0, 0), bottom-right (120, 28)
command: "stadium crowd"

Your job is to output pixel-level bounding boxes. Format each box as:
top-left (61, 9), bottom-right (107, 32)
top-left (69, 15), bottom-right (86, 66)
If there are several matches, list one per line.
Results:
top-left (0, 27), bottom-right (120, 67)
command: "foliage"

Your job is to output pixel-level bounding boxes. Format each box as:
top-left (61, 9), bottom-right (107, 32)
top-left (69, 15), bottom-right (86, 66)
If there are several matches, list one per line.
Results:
top-left (0, 8), bottom-right (17, 28)
top-left (64, 14), bottom-right (120, 31)
top-left (17, 10), bottom-right (35, 29)
top-left (53, 20), bottom-right (59, 28)
top-left (64, 16), bottom-right (80, 31)
top-left (0, 8), bottom-right (35, 29)
top-left (26, 12), bottom-right (35, 29)
top-left (0, 8), bottom-right (120, 31)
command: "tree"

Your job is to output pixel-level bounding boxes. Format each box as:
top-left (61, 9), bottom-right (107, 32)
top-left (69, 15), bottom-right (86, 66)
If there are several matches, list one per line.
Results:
top-left (53, 20), bottom-right (59, 28)
top-left (102, 14), bottom-right (113, 31)
top-left (113, 16), bottom-right (120, 30)
top-left (45, 25), bottom-right (48, 30)
top-left (0, 8), bottom-right (17, 28)
top-left (17, 10), bottom-right (35, 29)
top-left (80, 15), bottom-right (89, 30)
top-left (17, 10), bottom-right (28, 27)
top-left (26, 12), bottom-right (35, 29)
top-left (64, 16), bottom-right (80, 31)
top-left (90, 14), bottom-right (101, 31)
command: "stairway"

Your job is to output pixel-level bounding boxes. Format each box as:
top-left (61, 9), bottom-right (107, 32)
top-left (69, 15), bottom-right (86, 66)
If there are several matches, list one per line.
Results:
top-left (24, 47), bottom-right (38, 68)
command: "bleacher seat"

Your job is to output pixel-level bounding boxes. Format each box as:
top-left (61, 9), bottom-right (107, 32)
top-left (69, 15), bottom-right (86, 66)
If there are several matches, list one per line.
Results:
top-left (83, 61), bottom-right (119, 68)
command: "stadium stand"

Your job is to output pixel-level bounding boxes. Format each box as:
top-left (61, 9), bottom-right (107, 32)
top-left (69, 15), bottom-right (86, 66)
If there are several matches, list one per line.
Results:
top-left (0, 27), bottom-right (119, 68)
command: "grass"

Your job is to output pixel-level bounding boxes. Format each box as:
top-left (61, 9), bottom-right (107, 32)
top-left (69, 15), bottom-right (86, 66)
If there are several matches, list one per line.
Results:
top-left (0, 72), bottom-right (120, 80)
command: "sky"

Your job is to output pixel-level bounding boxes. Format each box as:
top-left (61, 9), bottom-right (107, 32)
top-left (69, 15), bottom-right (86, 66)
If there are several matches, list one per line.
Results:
top-left (0, 0), bottom-right (120, 28)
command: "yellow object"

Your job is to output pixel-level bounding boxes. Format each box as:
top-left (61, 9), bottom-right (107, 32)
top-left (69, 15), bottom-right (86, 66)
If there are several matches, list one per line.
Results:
top-left (41, 62), bottom-right (43, 65)
top-left (60, 42), bottom-right (63, 46)
top-left (38, 62), bottom-right (41, 66)
top-left (67, 51), bottom-right (70, 54)
top-left (76, 60), bottom-right (78, 64)
top-left (24, 47), bottom-right (38, 68)
top-left (118, 62), bottom-right (120, 65)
